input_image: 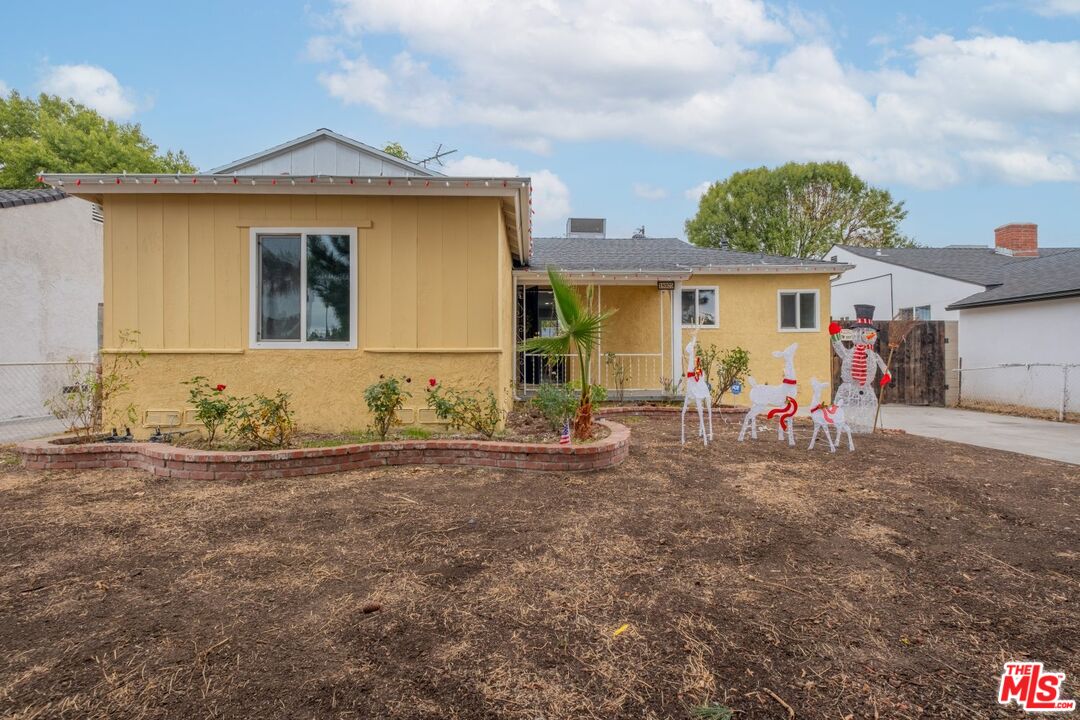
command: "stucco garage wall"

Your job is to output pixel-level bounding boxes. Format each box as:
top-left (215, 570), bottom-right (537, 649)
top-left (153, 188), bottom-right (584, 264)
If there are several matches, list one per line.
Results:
top-left (957, 297), bottom-right (1080, 414)
top-left (0, 197), bottom-right (102, 431)
top-left (0, 197), bottom-right (102, 362)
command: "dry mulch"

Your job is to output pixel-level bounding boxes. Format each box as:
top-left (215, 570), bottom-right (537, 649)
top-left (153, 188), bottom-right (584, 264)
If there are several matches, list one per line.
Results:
top-left (1, 415), bottom-right (1077, 719)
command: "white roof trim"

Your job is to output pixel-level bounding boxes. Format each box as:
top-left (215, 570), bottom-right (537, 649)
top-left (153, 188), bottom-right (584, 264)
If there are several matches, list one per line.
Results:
top-left (208, 128), bottom-right (441, 177)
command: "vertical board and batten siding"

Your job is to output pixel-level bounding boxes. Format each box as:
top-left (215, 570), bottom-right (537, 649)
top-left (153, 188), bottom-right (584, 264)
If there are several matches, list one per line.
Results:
top-left (101, 194), bottom-right (503, 352)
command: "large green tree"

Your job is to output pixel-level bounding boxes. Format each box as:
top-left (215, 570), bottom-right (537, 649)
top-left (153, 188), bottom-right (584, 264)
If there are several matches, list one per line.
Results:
top-left (685, 161), bottom-right (914, 258)
top-left (0, 92), bottom-right (196, 188)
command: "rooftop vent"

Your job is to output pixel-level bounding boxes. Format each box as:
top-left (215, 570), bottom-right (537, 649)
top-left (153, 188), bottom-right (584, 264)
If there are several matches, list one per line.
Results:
top-left (566, 217), bottom-right (605, 238)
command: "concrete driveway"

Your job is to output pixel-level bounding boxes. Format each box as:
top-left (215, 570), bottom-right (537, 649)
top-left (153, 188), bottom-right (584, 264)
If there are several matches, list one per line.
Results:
top-left (879, 405), bottom-right (1080, 465)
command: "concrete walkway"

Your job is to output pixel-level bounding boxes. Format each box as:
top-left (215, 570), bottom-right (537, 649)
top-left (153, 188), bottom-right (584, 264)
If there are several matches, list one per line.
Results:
top-left (879, 405), bottom-right (1080, 465)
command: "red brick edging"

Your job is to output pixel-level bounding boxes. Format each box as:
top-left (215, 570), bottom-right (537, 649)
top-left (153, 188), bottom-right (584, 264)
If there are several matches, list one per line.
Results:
top-left (16, 419), bottom-right (630, 479)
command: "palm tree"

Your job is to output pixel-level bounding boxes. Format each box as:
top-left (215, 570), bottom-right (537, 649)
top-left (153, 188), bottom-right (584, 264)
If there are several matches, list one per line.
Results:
top-left (520, 267), bottom-right (614, 439)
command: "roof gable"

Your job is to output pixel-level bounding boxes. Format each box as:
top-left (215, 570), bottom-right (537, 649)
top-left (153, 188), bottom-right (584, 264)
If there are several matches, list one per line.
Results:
top-left (209, 129), bottom-right (440, 178)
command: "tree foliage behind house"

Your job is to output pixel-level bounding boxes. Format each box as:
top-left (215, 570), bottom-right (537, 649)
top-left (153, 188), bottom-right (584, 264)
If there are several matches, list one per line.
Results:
top-left (685, 161), bottom-right (913, 258)
top-left (0, 92), bottom-right (196, 188)
top-left (382, 142), bottom-right (410, 161)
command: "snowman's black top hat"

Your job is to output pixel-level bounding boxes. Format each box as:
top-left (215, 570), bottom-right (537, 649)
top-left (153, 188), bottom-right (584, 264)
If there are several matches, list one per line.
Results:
top-left (851, 304), bottom-right (878, 330)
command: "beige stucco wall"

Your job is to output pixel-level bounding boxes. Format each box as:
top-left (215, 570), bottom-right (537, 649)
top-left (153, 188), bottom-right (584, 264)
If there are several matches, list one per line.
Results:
top-left (680, 273), bottom-right (834, 408)
top-left (581, 273), bottom-right (835, 407)
top-left (100, 194), bottom-right (514, 434)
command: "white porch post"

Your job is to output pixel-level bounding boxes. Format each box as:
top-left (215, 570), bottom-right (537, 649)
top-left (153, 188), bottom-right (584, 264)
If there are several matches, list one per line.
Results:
top-left (671, 281), bottom-right (683, 382)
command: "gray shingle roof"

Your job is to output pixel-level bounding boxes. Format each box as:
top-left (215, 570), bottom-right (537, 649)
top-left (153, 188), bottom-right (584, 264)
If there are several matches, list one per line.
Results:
top-left (0, 188), bottom-right (67, 209)
top-left (836, 244), bottom-right (1077, 286)
top-left (526, 237), bottom-right (846, 272)
top-left (947, 249), bottom-right (1080, 309)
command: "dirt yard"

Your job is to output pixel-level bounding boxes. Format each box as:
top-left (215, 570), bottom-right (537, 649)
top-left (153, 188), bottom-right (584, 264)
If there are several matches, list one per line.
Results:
top-left (2, 415), bottom-right (1077, 719)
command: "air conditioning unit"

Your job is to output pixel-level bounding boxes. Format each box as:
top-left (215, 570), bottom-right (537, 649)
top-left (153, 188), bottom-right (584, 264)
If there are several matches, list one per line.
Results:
top-left (566, 218), bottom-right (605, 238)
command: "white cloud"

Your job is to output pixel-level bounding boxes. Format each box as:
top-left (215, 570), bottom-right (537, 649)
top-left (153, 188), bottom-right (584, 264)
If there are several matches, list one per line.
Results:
top-left (443, 155), bottom-right (571, 229)
top-left (41, 64), bottom-right (137, 119)
top-left (685, 181), bottom-right (713, 201)
top-left (317, 0), bottom-right (1080, 188)
top-left (633, 183), bottom-right (668, 200)
top-left (1030, 0), bottom-right (1080, 16)
top-left (0, 79), bottom-right (8, 96)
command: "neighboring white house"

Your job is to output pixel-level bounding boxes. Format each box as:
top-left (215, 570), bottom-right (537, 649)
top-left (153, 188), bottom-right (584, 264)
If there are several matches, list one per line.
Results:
top-left (947, 249), bottom-right (1080, 417)
top-left (828, 224), bottom-right (1074, 321)
top-left (0, 189), bottom-right (103, 440)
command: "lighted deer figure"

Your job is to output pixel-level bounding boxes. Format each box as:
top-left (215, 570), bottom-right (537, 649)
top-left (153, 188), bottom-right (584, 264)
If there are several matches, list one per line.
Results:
top-left (737, 343), bottom-right (798, 446)
top-left (680, 329), bottom-right (714, 445)
top-left (807, 377), bottom-right (855, 453)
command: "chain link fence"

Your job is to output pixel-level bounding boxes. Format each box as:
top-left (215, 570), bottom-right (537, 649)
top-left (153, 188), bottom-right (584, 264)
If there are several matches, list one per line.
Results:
top-left (0, 360), bottom-right (97, 443)
top-left (957, 362), bottom-right (1079, 421)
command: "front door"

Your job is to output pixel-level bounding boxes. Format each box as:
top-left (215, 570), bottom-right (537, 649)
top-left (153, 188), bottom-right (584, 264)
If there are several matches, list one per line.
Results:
top-left (520, 286), bottom-right (566, 386)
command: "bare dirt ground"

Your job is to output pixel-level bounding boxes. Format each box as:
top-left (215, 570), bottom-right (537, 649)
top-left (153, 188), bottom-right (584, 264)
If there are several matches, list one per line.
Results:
top-left (1, 415), bottom-right (1077, 719)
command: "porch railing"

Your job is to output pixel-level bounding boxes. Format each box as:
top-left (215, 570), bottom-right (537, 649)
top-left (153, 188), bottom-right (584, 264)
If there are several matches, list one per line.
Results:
top-left (519, 352), bottom-right (665, 394)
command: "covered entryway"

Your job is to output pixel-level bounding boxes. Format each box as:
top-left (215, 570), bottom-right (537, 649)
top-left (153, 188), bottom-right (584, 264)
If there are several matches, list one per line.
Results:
top-left (514, 274), bottom-right (687, 399)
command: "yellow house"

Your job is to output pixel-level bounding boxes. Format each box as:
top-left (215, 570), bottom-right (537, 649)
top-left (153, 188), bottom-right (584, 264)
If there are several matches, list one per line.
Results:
top-left (43, 130), bottom-right (850, 435)
top-left (517, 227), bottom-right (850, 406)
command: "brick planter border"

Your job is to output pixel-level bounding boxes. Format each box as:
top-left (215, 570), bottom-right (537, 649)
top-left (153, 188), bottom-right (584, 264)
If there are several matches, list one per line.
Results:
top-left (16, 419), bottom-right (629, 479)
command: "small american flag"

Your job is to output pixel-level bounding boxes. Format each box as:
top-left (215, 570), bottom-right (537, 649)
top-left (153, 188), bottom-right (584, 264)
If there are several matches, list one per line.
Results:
top-left (559, 420), bottom-right (572, 445)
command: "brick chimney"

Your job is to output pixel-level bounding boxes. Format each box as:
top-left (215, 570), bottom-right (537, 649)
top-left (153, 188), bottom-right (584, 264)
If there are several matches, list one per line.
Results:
top-left (994, 223), bottom-right (1038, 257)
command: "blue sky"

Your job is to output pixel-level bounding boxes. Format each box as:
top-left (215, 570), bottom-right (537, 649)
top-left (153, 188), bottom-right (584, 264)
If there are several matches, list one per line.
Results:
top-left (2, 0), bottom-right (1078, 246)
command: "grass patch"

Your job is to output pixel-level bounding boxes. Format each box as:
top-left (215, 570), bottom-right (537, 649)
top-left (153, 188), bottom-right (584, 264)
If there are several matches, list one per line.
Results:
top-left (400, 426), bottom-right (434, 440)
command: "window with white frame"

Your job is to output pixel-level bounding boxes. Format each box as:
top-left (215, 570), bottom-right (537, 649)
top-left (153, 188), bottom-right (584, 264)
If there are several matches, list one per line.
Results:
top-left (902, 305), bottom-right (931, 321)
top-left (778, 290), bottom-right (819, 331)
top-left (250, 228), bottom-right (357, 348)
top-left (681, 287), bottom-right (718, 327)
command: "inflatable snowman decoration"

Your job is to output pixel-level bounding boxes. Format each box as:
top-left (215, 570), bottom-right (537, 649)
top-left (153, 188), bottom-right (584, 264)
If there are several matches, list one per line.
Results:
top-left (829, 304), bottom-right (892, 433)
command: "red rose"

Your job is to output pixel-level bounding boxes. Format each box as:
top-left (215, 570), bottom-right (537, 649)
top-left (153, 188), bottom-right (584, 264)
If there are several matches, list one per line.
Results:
top-left (828, 321), bottom-right (841, 336)
top-left (215, 384), bottom-right (227, 392)
top-left (428, 377), bottom-right (437, 387)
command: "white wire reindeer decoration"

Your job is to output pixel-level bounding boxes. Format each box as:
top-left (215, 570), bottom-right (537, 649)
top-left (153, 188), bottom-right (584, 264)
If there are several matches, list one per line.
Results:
top-left (737, 342), bottom-right (799, 447)
top-left (680, 329), bottom-right (714, 445)
top-left (807, 378), bottom-right (855, 452)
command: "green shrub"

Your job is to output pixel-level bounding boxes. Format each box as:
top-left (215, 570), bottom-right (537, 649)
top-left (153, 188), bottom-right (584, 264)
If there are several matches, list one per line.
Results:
top-left (363, 375), bottom-right (412, 440)
top-left (182, 376), bottom-right (233, 446)
top-left (568, 378), bottom-right (607, 404)
top-left (228, 390), bottom-right (295, 448)
top-left (531, 383), bottom-right (578, 431)
top-left (401, 426), bottom-right (433, 440)
top-left (426, 382), bottom-right (504, 438)
top-left (710, 346), bottom-right (751, 405)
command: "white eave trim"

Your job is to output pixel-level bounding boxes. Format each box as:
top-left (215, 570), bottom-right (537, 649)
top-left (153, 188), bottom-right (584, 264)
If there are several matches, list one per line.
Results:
top-left (42, 173), bottom-right (529, 197)
top-left (514, 264), bottom-right (853, 281)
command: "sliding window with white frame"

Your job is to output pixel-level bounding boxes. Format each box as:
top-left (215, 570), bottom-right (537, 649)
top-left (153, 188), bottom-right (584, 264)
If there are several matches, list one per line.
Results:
top-left (777, 289), bottom-right (819, 332)
top-left (680, 286), bottom-right (718, 327)
top-left (249, 227), bottom-right (358, 349)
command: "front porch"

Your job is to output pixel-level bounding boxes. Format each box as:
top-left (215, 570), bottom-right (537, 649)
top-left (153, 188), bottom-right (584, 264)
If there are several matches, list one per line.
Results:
top-left (514, 272), bottom-right (689, 398)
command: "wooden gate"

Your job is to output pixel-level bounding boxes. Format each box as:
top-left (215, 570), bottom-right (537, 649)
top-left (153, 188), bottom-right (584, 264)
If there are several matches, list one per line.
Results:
top-left (830, 320), bottom-right (955, 406)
